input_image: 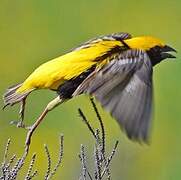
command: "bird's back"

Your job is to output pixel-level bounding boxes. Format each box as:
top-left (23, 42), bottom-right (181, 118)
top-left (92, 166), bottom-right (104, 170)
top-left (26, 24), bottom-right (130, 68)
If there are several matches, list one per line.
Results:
top-left (17, 40), bottom-right (123, 93)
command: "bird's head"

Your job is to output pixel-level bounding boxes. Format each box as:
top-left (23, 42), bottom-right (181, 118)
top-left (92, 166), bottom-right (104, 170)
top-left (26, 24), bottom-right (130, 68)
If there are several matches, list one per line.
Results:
top-left (124, 36), bottom-right (177, 65)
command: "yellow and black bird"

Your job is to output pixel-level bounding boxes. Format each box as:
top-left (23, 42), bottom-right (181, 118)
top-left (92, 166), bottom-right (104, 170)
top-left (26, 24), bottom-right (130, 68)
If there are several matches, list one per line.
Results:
top-left (3, 32), bottom-right (176, 146)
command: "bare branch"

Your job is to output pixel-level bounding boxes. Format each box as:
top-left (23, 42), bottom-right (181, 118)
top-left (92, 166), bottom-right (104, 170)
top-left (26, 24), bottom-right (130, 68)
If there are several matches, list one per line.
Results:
top-left (44, 144), bottom-right (51, 180)
top-left (101, 141), bottom-right (119, 179)
top-left (25, 154), bottom-right (37, 180)
top-left (94, 130), bottom-right (102, 180)
top-left (79, 144), bottom-right (87, 180)
top-left (48, 134), bottom-right (64, 179)
top-left (0, 136), bottom-right (64, 180)
top-left (90, 98), bottom-right (105, 156)
top-left (78, 98), bottom-right (119, 180)
top-left (78, 108), bottom-right (96, 139)
top-left (79, 154), bottom-right (93, 180)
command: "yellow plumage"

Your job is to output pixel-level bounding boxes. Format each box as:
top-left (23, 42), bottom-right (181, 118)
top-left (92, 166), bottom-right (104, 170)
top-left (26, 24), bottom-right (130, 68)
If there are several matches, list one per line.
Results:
top-left (17, 35), bottom-right (165, 93)
top-left (125, 36), bottom-right (164, 50)
top-left (3, 32), bottom-right (176, 146)
top-left (17, 40), bottom-right (122, 92)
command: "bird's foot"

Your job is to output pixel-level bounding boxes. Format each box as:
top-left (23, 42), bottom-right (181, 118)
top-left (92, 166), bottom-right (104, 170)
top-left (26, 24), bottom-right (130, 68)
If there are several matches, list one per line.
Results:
top-left (10, 120), bottom-right (26, 129)
top-left (24, 126), bottom-right (32, 130)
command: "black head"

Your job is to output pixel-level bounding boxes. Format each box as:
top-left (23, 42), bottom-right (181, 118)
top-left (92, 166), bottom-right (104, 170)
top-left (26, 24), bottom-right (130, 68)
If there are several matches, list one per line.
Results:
top-left (147, 45), bottom-right (177, 66)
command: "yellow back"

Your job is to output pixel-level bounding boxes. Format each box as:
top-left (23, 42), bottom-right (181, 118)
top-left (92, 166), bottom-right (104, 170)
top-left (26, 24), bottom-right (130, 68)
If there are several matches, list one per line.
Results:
top-left (16, 35), bottom-right (166, 93)
top-left (17, 40), bottom-right (122, 92)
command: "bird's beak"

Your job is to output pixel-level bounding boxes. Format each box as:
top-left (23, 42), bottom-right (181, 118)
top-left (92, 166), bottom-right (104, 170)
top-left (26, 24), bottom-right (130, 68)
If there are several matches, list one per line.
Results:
top-left (161, 45), bottom-right (177, 59)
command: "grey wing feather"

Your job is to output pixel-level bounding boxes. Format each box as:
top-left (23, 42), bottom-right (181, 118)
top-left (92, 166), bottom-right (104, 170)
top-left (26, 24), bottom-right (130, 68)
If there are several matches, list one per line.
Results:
top-left (73, 49), bottom-right (153, 142)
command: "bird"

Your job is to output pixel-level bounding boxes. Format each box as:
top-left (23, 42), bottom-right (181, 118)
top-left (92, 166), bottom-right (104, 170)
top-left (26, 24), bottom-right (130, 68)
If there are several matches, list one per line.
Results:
top-left (3, 32), bottom-right (176, 148)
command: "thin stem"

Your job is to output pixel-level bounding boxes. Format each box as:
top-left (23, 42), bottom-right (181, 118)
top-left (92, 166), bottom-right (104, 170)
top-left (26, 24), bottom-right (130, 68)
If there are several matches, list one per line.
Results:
top-left (78, 108), bottom-right (96, 139)
top-left (44, 144), bottom-right (51, 180)
top-left (48, 134), bottom-right (64, 179)
top-left (101, 141), bottom-right (119, 179)
top-left (90, 98), bottom-right (105, 155)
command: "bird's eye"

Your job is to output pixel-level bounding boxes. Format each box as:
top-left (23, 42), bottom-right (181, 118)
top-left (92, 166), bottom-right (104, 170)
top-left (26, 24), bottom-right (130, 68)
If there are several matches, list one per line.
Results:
top-left (155, 46), bottom-right (161, 51)
top-left (152, 46), bottom-right (162, 53)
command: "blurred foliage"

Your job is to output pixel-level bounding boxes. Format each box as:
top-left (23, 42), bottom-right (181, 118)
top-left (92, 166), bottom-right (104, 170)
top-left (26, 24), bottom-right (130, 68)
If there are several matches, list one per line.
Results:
top-left (0, 0), bottom-right (181, 179)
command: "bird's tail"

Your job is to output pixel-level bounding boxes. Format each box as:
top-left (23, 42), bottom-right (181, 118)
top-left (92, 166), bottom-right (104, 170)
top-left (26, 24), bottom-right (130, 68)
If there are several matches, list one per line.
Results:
top-left (3, 83), bottom-right (33, 109)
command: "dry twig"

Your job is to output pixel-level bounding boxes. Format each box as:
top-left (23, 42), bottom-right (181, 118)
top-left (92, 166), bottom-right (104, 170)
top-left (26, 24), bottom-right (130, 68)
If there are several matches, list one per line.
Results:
top-left (0, 135), bottom-right (64, 180)
top-left (78, 98), bottom-right (119, 180)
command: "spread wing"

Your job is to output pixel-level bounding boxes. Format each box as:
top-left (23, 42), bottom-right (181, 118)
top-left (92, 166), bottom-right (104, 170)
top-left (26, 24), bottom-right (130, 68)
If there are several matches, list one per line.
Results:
top-left (74, 49), bottom-right (153, 142)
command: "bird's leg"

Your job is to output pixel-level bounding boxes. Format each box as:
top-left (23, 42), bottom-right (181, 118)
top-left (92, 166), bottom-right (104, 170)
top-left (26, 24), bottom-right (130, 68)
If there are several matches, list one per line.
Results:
top-left (17, 98), bottom-right (26, 128)
top-left (10, 98), bottom-right (27, 128)
top-left (25, 96), bottom-right (64, 153)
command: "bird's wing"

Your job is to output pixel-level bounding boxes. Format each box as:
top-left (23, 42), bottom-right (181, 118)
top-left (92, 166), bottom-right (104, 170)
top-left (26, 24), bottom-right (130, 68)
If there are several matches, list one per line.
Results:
top-left (73, 49), bottom-right (153, 142)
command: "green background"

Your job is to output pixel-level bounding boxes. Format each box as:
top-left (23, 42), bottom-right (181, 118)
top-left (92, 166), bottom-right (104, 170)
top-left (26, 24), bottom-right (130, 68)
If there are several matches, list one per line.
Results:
top-left (0, 0), bottom-right (181, 179)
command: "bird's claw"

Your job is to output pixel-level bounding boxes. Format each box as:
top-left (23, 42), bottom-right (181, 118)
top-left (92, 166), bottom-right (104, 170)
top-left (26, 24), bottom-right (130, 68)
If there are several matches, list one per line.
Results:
top-left (25, 126), bottom-right (32, 130)
top-left (10, 120), bottom-right (26, 129)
